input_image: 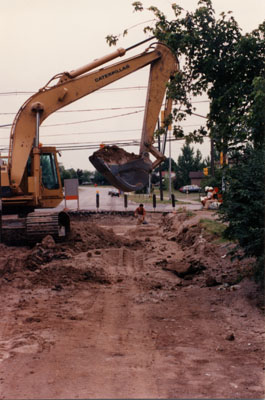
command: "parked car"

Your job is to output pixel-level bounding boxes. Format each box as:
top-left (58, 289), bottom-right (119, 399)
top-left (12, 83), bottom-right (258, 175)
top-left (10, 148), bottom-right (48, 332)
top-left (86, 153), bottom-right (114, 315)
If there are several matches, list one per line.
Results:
top-left (179, 185), bottom-right (200, 193)
top-left (108, 189), bottom-right (120, 197)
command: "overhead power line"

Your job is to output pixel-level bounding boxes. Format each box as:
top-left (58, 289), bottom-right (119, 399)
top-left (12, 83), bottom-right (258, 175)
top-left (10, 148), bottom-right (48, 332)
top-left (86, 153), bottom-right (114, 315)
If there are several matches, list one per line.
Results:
top-left (0, 124), bottom-right (203, 141)
top-left (0, 100), bottom-right (209, 116)
top-left (0, 109), bottom-right (144, 129)
top-left (0, 105), bottom-right (145, 116)
top-left (0, 86), bottom-right (148, 97)
top-left (42, 110), bottom-right (144, 127)
top-left (0, 134), bottom-right (209, 153)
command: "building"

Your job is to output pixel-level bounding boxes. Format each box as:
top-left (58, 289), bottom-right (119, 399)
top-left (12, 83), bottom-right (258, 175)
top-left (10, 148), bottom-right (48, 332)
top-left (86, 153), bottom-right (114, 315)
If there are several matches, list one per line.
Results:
top-left (189, 171), bottom-right (204, 186)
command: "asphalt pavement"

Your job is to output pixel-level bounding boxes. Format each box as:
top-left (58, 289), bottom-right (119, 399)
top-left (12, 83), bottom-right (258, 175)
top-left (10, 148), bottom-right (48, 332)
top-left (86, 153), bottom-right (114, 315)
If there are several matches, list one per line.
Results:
top-left (55, 186), bottom-right (202, 213)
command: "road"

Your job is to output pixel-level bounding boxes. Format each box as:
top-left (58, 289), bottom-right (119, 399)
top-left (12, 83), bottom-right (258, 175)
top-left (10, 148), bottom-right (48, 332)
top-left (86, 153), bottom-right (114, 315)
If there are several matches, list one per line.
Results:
top-left (56, 186), bottom-right (201, 213)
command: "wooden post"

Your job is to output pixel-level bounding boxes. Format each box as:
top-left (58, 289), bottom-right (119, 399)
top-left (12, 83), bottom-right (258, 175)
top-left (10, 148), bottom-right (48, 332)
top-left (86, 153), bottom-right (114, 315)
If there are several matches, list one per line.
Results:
top-left (152, 194), bottom-right (156, 211)
top-left (124, 194), bottom-right (128, 209)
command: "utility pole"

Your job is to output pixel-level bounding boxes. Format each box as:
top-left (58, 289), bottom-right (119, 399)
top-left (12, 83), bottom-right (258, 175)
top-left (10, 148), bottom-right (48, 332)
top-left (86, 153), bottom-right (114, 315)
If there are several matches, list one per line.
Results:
top-left (210, 137), bottom-right (215, 177)
top-left (168, 128), bottom-right (172, 199)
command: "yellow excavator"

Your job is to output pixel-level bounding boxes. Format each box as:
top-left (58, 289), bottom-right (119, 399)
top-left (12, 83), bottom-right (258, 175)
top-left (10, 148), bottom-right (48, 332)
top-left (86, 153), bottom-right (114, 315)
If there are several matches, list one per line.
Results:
top-left (0, 38), bottom-right (178, 242)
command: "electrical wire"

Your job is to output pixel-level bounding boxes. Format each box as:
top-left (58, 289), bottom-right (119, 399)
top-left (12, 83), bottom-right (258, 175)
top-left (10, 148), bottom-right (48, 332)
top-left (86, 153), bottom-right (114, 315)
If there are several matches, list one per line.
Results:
top-left (0, 123), bottom-right (203, 141)
top-left (0, 86), bottom-right (147, 97)
top-left (0, 100), bottom-right (209, 116)
top-left (42, 110), bottom-right (144, 128)
top-left (0, 134), bottom-right (207, 153)
top-left (0, 106), bottom-right (144, 116)
top-left (0, 109), bottom-right (145, 129)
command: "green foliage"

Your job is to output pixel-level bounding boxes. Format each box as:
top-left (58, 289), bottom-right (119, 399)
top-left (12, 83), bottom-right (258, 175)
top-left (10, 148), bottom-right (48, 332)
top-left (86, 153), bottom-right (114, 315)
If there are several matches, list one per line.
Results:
top-left (106, 1), bottom-right (265, 283)
top-left (199, 218), bottom-right (227, 241)
top-left (136, 1), bottom-right (265, 152)
top-left (92, 171), bottom-right (109, 186)
top-left (218, 147), bottom-right (265, 282)
top-left (132, 1), bottom-right (144, 12)
top-left (105, 35), bottom-right (119, 46)
top-left (173, 143), bottom-right (207, 188)
top-left (156, 157), bottom-right (178, 173)
top-left (201, 167), bottom-right (223, 190)
top-left (59, 166), bottom-right (92, 186)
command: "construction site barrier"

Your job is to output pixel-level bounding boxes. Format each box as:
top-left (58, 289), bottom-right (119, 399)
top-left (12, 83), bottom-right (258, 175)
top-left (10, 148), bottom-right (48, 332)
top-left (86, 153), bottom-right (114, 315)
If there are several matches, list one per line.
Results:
top-left (96, 193), bottom-right (100, 209)
top-left (153, 194), bottom-right (156, 210)
top-left (124, 194), bottom-right (128, 209)
top-left (171, 194), bottom-right (176, 208)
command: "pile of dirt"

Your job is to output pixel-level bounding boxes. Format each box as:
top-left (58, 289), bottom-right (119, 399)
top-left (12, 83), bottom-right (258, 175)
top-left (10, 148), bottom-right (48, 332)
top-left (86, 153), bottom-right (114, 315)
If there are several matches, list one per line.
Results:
top-left (26, 235), bottom-right (72, 271)
top-left (29, 262), bottom-right (110, 289)
top-left (61, 220), bottom-right (141, 253)
top-left (0, 220), bottom-right (143, 290)
top-left (159, 213), bottom-right (256, 287)
top-left (90, 145), bottom-right (140, 164)
top-left (0, 243), bottom-right (29, 279)
top-left (1, 235), bottom-right (111, 290)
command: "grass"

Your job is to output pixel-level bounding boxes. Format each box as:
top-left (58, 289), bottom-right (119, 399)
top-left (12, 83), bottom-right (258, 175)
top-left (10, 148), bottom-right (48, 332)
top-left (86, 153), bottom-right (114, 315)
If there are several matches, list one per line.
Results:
top-left (199, 218), bottom-right (228, 243)
top-left (128, 188), bottom-right (201, 205)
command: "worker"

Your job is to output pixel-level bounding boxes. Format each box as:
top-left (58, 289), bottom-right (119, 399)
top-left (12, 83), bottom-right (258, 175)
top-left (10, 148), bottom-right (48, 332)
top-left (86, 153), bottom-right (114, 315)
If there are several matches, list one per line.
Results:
top-left (134, 203), bottom-right (146, 225)
top-left (204, 187), bottom-right (219, 209)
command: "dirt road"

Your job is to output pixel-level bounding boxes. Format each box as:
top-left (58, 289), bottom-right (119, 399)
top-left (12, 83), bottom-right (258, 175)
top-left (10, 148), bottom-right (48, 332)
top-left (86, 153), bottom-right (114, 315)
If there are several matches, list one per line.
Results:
top-left (0, 211), bottom-right (264, 399)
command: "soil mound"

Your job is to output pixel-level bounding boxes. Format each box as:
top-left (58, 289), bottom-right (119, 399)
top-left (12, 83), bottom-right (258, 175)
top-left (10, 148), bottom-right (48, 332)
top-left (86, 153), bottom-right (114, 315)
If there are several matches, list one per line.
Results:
top-left (160, 212), bottom-right (256, 287)
top-left (61, 221), bottom-right (141, 253)
top-left (91, 145), bottom-right (140, 164)
top-left (29, 262), bottom-right (110, 289)
top-left (0, 220), bottom-right (142, 289)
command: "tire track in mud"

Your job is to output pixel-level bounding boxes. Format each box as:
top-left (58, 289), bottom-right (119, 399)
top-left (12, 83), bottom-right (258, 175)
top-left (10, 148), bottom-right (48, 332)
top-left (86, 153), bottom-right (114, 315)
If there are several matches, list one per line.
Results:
top-left (80, 240), bottom-right (160, 398)
top-left (0, 224), bottom-right (162, 399)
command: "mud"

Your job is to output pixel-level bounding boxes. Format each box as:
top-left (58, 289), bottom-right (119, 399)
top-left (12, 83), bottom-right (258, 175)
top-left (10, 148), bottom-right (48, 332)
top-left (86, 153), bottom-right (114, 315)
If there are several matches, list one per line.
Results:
top-left (0, 211), bottom-right (264, 399)
top-left (90, 145), bottom-right (140, 164)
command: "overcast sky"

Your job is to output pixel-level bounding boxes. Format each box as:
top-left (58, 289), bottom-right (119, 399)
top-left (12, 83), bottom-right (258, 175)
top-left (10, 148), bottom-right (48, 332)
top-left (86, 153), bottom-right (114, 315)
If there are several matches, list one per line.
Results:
top-left (1, 0), bottom-right (264, 171)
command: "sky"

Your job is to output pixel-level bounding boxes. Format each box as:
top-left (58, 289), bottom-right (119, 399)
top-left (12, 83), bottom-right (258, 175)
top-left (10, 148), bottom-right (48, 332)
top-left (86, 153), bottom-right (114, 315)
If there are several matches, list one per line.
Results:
top-left (0, 0), bottom-right (264, 171)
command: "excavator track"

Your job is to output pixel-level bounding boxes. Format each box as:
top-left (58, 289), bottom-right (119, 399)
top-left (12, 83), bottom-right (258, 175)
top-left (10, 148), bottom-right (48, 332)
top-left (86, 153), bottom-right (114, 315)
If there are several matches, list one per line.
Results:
top-left (2, 211), bottom-right (70, 244)
top-left (26, 211), bottom-right (70, 242)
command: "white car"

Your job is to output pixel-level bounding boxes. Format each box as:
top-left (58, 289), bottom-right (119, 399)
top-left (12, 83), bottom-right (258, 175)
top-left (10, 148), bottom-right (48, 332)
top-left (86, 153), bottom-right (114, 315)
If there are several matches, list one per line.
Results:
top-left (179, 185), bottom-right (200, 193)
top-left (108, 189), bottom-right (120, 197)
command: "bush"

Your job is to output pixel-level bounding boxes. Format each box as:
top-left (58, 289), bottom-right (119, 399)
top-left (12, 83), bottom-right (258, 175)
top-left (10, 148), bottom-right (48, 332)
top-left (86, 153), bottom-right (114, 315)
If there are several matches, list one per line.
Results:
top-left (218, 147), bottom-right (265, 284)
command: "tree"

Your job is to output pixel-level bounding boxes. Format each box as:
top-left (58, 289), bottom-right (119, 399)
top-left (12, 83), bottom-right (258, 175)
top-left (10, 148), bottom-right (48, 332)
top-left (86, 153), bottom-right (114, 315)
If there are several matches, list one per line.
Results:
top-left (219, 147), bottom-right (265, 283)
top-left (59, 166), bottom-right (71, 186)
top-left (107, 1), bottom-right (265, 281)
top-left (174, 144), bottom-right (206, 188)
top-left (76, 169), bottom-right (83, 184)
top-left (108, 1), bottom-right (264, 152)
top-left (155, 157), bottom-right (178, 173)
top-left (92, 171), bottom-right (109, 186)
top-left (59, 166), bottom-right (93, 186)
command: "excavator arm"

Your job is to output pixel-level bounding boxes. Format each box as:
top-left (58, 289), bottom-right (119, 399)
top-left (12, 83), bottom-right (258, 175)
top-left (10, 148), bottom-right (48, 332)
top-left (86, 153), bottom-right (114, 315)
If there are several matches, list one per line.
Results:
top-left (9, 41), bottom-right (178, 193)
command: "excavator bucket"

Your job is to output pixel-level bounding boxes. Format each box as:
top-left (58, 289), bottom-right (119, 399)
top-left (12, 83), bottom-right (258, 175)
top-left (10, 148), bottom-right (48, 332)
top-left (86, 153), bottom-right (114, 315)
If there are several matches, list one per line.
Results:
top-left (89, 145), bottom-right (152, 192)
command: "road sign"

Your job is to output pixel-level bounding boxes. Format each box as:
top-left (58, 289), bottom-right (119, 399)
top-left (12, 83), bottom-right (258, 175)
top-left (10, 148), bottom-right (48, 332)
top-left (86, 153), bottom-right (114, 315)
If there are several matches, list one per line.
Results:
top-left (64, 179), bottom-right (79, 209)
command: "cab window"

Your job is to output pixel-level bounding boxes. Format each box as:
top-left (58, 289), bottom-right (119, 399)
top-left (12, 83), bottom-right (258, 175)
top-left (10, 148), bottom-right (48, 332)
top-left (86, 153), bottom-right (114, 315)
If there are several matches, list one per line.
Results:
top-left (41, 153), bottom-right (59, 189)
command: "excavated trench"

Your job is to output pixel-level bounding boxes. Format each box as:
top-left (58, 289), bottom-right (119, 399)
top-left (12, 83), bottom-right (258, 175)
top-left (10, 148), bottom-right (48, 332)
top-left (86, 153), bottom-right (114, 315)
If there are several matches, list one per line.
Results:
top-left (0, 211), bottom-right (264, 399)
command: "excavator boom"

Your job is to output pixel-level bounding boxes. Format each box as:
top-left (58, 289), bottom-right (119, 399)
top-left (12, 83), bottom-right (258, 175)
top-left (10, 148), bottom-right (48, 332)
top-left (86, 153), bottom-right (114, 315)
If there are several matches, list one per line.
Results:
top-left (9, 41), bottom-right (177, 194)
top-left (89, 43), bottom-right (178, 191)
top-left (2, 39), bottom-right (178, 243)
